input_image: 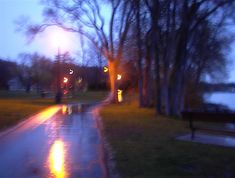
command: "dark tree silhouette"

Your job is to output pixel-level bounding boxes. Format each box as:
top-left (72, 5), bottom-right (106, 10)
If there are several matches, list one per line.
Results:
top-left (22, 0), bottom-right (135, 103)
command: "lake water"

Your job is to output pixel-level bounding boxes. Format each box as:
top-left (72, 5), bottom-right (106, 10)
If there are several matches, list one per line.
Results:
top-left (205, 92), bottom-right (235, 111)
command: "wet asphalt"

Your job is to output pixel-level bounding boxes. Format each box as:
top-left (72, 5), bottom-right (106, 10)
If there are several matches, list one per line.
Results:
top-left (0, 104), bottom-right (108, 178)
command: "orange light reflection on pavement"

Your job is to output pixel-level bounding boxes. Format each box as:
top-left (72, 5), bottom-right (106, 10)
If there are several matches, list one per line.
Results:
top-left (48, 140), bottom-right (67, 178)
top-left (62, 105), bottom-right (67, 115)
top-left (63, 77), bottom-right (68, 83)
top-left (15, 106), bottom-right (61, 133)
top-left (37, 107), bottom-right (60, 121)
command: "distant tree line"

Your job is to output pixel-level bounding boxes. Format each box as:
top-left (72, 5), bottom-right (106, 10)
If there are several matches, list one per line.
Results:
top-left (22, 0), bottom-right (235, 116)
top-left (0, 54), bottom-right (107, 93)
top-left (0, 59), bottom-right (17, 90)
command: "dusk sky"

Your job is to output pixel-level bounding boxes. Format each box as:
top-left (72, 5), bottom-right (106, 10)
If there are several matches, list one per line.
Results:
top-left (0, 0), bottom-right (81, 61)
top-left (0, 0), bottom-right (235, 82)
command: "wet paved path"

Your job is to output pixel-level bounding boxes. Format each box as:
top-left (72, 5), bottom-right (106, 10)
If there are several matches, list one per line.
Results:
top-left (0, 105), bottom-right (108, 178)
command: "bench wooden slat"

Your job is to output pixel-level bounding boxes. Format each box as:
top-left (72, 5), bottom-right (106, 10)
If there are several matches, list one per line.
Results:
top-left (181, 111), bottom-right (235, 139)
top-left (182, 111), bottom-right (235, 123)
top-left (194, 127), bottom-right (235, 135)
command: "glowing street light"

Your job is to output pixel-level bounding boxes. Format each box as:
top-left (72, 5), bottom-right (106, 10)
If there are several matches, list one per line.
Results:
top-left (53, 29), bottom-right (69, 104)
top-left (63, 77), bottom-right (68, 83)
top-left (69, 69), bottom-right (74, 75)
top-left (117, 89), bottom-right (123, 103)
top-left (117, 74), bottom-right (122, 80)
top-left (103, 66), bottom-right (109, 73)
top-left (77, 77), bottom-right (82, 84)
top-left (62, 105), bottom-right (67, 115)
top-left (50, 28), bottom-right (69, 53)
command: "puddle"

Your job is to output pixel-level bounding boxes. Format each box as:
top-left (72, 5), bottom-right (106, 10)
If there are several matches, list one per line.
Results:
top-left (61, 104), bottom-right (95, 115)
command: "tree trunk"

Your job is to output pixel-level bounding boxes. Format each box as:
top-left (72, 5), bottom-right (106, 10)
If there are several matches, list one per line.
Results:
top-left (155, 51), bottom-right (162, 114)
top-left (169, 1), bottom-right (189, 116)
top-left (108, 59), bottom-right (118, 103)
top-left (151, 0), bottom-right (162, 115)
top-left (172, 70), bottom-right (183, 115)
top-left (170, 30), bottom-right (188, 116)
top-left (143, 48), bottom-right (151, 107)
top-left (136, 0), bottom-right (144, 107)
top-left (26, 82), bottom-right (31, 93)
top-left (163, 65), bottom-right (170, 115)
top-left (162, 0), bottom-right (173, 116)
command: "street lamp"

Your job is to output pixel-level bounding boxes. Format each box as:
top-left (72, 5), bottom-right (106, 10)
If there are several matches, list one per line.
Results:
top-left (117, 74), bottom-right (122, 80)
top-left (63, 77), bottom-right (68, 83)
top-left (69, 69), bottom-right (74, 75)
top-left (116, 73), bottom-right (123, 103)
top-left (52, 29), bottom-right (69, 104)
top-left (117, 89), bottom-right (123, 103)
top-left (103, 66), bottom-right (109, 73)
top-left (55, 48), bottom-right (62, 104)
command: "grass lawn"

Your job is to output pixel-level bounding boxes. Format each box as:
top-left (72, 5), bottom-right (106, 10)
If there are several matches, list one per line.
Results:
top-left (63, 91), bottom-right (108, 103)
top-left (0, 90), bottom-right (108, 130)
top-left (100, 99), bottom-right (235, 178)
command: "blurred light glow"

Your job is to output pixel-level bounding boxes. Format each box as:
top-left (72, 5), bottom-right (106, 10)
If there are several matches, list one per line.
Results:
top-left (62, 105), bottom-right (67, 115)
top-left (19, 106), bottom-right (61, 131)
top-left (63, 77), bottom-right (68, 83)
top-left (63, 90), bottom-right (68, 95)
top-left (50, 28), bottom-right (69, 51)
top-left (78, 77), bottom-right (82, 84)
top-left (68, 106), bottom-right (72, 115)
top-left (38, 107), bottom-right (60, 119)
top-left (117, 74), bottom-right (122, 80)
top-left (117, 89), bottom-right (123, 103)
top-left (78, 105), bottom-right (82, 112)
top-left (49, 140), bottom-right (66, 178)
top-left (69, 69), bottom-right (74, 75)
top-left (103, 66), bottom-right (108, 73)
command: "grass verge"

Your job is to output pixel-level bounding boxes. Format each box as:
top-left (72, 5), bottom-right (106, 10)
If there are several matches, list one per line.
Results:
top-left (100, 101), bottom-right (235, 178)
top-left (0, 90), bottom-right (108, 130)
top-left (63, 91), bottom-right (108, 103)
top-left (0, 98), bottom-right (53, 130)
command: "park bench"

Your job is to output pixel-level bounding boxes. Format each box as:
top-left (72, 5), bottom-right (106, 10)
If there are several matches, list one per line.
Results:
top-left (181, 111), bottom-right (235, 139)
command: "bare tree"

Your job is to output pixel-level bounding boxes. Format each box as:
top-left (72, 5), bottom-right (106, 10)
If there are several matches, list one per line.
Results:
top-left (139, 0), bottom-right (235, 115)
top-left (23, 0), bottom-right (134, 102)
top-left (20, 0), bottom-right (235, 116)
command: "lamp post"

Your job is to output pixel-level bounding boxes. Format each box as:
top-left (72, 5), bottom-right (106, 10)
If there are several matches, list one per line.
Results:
top-left (55, 48), bottom-right (62, 104)
top-left (116, 74), bottom-right (123, 103)
top-left (51, 29), bottom-right (70, 103)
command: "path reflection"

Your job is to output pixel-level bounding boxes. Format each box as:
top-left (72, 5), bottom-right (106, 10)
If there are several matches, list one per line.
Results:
top-left (62, 105), bottom-right (67, 115)
top-left (48, 140), bottom-right (67, 178)
top-left (61, 104), bottom-right (87, 115)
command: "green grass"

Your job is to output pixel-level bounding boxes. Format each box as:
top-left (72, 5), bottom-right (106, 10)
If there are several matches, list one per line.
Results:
top-left (0, 90), bottom-right (40, 98)
top-left (64, 91), bottom-right (108, 103)
top-left (0, 98), bottom-right (53, 129)
top-left (0, 90), bottom-right (108, 130)
top-left (100, 100), bottom-right (235, 178)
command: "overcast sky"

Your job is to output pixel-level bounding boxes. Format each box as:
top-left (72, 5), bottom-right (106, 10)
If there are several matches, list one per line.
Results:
top-left (0, 0), bottom-right (81, 61)
top-left (0, 0), bottom-right (235, 82)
